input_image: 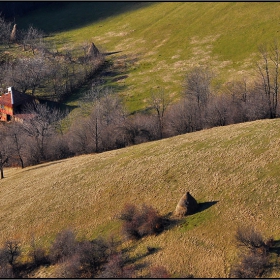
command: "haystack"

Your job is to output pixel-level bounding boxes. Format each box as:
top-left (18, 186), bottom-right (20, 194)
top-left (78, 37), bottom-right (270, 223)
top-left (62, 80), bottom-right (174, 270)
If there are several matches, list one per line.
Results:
top-left (174, 191), bottom-right (198, 217)
top-left (87, 42), bottom-right (100, 58)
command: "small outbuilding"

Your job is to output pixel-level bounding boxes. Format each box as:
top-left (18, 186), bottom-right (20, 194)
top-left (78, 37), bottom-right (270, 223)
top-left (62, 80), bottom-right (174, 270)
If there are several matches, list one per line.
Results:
top-left (0, 87), bottom-right (35, 122)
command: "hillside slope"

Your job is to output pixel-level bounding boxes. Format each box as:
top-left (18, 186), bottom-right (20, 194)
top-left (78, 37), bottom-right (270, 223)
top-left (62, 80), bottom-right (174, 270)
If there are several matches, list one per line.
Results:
top-left (15, 2), bottom-right (280, 112)
top-left (1, 119), bottom-right (280, 277)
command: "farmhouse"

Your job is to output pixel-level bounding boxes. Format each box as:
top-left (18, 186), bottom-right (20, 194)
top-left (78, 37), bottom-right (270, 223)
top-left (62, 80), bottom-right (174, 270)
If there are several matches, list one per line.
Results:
top-left (0, 87), bottom-right (35, 122)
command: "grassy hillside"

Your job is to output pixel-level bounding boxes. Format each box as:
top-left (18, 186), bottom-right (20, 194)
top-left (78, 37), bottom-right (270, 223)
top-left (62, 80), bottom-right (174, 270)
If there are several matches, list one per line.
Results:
top-left (2, 118), bottom-right (280, 277)
top-left (15, 2), bottom-right (280, 112)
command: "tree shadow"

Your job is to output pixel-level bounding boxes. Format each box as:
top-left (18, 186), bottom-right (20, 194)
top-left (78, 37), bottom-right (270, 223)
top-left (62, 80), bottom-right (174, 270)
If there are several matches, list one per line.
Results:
top-left (269, 240), bottom-right (280, 256)
top-left (22, 159), bottom-right (67, 173)
top-left (81, 52), bottom-right (140, 97)
top-left (122, 243), bottom-right (162, 266)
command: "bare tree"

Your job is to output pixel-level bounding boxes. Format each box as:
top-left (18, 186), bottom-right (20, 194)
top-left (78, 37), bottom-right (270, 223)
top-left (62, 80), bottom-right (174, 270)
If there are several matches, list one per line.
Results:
top-left (4, 240), bottom-right (21, 268)
top-left (184, 67), bottom-right (212, 109)
top-left (21, 102), bottom-right (64, 163)
top-left (148, 88), bottom-right (171, 139)
top-left (0, 124), bottom-right (11, 179)
top-left (22, 25), bottom-right (44, 53)
top-left (165, 97), bottom-right (201, 136)
top-left (6, 55), bottom-right (48, 95)
top-left (6, 122), bottom-right (26, 168)
top-left (257, 41), bottom-right (280, 118)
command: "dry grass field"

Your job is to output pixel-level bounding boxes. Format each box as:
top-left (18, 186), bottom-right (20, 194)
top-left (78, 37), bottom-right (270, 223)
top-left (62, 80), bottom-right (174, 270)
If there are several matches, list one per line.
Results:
top-left (1, 118), bottom-right (280, 277)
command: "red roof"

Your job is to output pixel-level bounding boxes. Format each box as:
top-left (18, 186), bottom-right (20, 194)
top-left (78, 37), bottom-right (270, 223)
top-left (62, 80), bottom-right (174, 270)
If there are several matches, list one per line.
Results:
top-left (0, 88), bottom-right (34, 107)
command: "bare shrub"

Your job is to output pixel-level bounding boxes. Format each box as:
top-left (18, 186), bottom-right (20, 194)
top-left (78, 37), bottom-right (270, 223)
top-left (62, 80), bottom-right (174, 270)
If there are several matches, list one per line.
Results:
top-left (148, 265), bottom-right (171, 278)
top-left (55, 254), bottom-right (81, 278)
top-left (29, 246), bottom-right (49, 267)
top-left (49, 229), bottom-right (77, 264)
top-left (77, 238), bottom-right (113, 277)
top-left (138, 204), bottom-right (164, 236)
top-left (0, 264), bottom-right (14, 278)
top-left (0, 247), bottom-right (9, 266)
top-left (98, 252), bottom-right (136, 278)
top-left (235, 226), bottom-right (266, 252)
top-left (230, 251), bottom-right (268, 278)
top-left (119, 204), bottom-right (164, 240)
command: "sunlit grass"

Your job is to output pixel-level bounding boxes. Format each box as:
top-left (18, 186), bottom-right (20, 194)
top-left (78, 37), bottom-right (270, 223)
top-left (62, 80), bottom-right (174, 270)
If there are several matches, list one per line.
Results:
top-left (13, 2), bottom-right (280, 112)
top-left (2, 119), bottom-right (280, 277)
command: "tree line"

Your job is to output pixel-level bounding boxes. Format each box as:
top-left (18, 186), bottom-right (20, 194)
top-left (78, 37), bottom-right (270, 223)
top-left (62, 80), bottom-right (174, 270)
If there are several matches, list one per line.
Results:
top-left (1, 39), bottom-right (280, 177)
top-left (1, 10), bottom-right (280, 177)
top-left (0, 15), bottom-right (105, 103)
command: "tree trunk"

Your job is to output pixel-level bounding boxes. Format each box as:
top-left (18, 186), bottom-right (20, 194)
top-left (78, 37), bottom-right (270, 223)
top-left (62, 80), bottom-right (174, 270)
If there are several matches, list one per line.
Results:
top-left (0, 166), bottom-right (4, 179)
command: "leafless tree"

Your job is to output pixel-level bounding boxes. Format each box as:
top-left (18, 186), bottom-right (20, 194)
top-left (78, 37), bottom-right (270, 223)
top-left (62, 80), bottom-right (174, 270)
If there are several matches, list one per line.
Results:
top-left (124, 113), bottom-right (157, 145)
top-left (4, 240), bottom-right (21, 267)
top-left (184, 66), bottom-right (213, 109)
top-left (0, 124), bottom-right (11, 179)
top-left (6, 55), bottom-right (48, 95)
top-left (21, 102), bottom-right (64, 163)
top-left (148, 87), bottom-right (171, 139)
top-left (22, 25), bottom-right (44, 53)
top-left (257, 41), bottom-right (280, 118)
top-left (6, 122), bottom-right (26, 168)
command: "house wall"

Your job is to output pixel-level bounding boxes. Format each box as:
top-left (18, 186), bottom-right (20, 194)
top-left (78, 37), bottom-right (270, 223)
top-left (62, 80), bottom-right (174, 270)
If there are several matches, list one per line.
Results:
top-left (0, 105), bottom-right (13, 121)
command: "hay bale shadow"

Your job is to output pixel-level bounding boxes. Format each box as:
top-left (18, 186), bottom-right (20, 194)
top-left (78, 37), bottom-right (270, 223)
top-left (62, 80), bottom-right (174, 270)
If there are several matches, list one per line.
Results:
top-left (196, 201), bottom-right (218, 214)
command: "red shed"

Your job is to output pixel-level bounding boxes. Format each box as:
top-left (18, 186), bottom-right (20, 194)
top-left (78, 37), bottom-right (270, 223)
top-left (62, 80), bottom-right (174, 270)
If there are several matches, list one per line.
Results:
top-left (0, 87), bottom-right (34, 122)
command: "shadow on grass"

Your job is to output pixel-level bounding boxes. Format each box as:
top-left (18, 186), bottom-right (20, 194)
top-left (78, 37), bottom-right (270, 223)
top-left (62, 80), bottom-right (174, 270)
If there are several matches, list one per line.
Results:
top-left (269, 240), bottom-right (280, 256)
top-left (196, 201), bottom-right (218, 214)
top-left (122, 243), bottom-right (162, 270)
top-left (17, 2), bottom-right (154, 34)
top-left (23, 159), bottom-right (68, 173)
top-left (161, 211), bottom-right (182, 231)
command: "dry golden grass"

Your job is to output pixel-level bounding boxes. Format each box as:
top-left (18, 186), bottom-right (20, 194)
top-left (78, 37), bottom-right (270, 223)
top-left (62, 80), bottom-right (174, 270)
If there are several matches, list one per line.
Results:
top-left (1, 119), bottom-right (280, 277)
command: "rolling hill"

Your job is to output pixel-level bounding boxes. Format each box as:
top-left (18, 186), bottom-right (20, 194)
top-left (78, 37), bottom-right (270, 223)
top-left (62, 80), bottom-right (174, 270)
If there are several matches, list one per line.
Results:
top-left (1, 2), bottom-right (280, 277)
top-left (1, 118), bottom-right (280, 277)
top-left (14, 2), bottom-right (280, 112)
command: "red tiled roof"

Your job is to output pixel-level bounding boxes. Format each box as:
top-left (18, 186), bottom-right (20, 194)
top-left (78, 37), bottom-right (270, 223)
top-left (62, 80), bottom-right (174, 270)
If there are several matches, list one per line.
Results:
top-left (0, 92), bottom-right (12, 107)
top-left (0, 88), bottom-right (34, 107)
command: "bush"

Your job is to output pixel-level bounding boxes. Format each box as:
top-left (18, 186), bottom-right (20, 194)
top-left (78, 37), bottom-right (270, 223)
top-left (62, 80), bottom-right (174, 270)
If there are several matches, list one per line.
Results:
top-left (230, 251), bottom-right (268, 278)
top-left (98, 252), bottom-right (136, 278)
top-left (119, 203), bottom-right (164, 240)
top-left (77, 238), bottom-right (112, 277)
top-left (55, 254), bottom-right (81, 278)
top-left (49, 229), bottom-right (78, 264)
top-left (148, 265), bottom-right (171, 278)
top-left (0, 264), bottom-right (14, 278)
top-left (235, 226), bottom-right (266, 252)
top-left (28, 246), bottom-right (49, 266)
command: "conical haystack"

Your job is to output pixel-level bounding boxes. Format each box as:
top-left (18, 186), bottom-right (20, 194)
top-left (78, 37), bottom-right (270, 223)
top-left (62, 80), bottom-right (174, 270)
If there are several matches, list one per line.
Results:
top-left (87, 42), bottom-right (100, 58)
top-left (174, 191), bottom-right (199, 217)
